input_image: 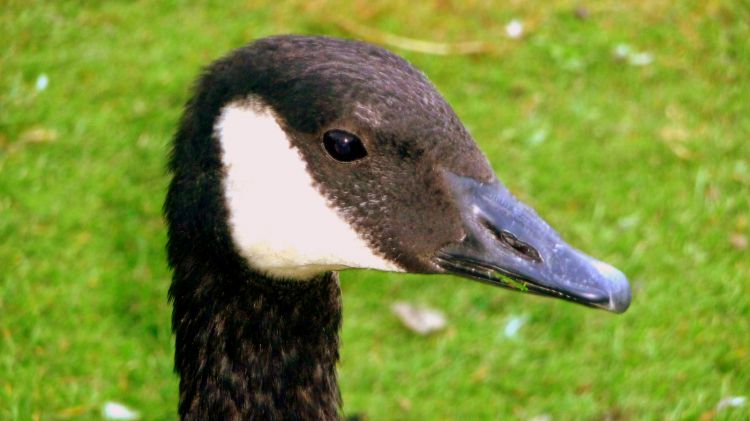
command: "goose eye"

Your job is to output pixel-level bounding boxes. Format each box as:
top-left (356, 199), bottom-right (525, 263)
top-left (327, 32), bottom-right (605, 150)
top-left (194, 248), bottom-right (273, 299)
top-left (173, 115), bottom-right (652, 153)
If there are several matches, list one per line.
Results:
top-left (323, 130), bottom-right (368, 162)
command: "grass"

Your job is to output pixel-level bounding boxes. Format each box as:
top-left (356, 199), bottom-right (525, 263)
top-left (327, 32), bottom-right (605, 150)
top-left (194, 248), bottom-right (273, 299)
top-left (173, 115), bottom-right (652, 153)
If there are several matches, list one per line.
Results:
top-left (1, 0), bottom-right (749, 419)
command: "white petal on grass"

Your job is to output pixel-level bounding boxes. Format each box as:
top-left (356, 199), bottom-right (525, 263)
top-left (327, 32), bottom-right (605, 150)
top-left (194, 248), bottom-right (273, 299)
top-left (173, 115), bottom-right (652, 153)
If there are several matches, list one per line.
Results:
top-left (504, 315), bottom-right (528, 338)
top-left (102, 402), bottom-right (140, 420)
top-left (391, 302), bottom-right (447, 335)
top-left (527, 128), bottom-right (548, 146)
top-left (612, 44), bottom-right (654, 66)
top-left (717, 396), bottom-right (747, 411)
top-left (505, 19), bottom-right (523, 39)
top-left (629, 52), bottom-right (654, 66)
top-left (613, 43), bottom-right (631, 60)
top-left (617, 213), bottom-right (641, 230)
top-left (35, 74), bottom-right (49, 91)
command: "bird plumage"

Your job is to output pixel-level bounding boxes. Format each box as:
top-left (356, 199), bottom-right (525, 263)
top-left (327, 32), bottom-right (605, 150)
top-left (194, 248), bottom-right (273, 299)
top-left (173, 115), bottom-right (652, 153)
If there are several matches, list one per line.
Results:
top-left (165, 35), bottom-right (630, 420)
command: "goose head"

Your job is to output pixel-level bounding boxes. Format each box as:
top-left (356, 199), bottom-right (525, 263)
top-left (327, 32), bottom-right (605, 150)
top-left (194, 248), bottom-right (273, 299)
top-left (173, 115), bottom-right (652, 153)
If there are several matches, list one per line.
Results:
top-left (175, 35), bottom-right (630, 313)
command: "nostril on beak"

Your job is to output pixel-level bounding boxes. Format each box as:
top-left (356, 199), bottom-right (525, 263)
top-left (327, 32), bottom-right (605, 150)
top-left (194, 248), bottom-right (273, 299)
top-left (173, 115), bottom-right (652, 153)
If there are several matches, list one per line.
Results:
top-left (480, 219), bottom-right (542, 263)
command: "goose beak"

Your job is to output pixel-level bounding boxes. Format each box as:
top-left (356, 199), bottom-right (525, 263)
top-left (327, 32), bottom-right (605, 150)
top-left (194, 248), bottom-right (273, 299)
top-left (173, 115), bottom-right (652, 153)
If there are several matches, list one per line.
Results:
top-left (434, 173), bottom-right (631, 313)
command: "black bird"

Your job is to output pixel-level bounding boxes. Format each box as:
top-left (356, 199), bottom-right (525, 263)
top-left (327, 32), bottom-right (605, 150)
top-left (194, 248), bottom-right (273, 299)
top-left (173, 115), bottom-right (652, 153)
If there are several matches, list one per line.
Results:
top-left (165, 35), bottom-right (631, 420)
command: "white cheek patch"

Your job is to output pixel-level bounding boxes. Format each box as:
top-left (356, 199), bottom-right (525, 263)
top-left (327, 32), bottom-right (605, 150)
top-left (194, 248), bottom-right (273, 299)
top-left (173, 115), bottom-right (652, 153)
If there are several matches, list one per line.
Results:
top-left (217, 100), bottom-right (402, 280)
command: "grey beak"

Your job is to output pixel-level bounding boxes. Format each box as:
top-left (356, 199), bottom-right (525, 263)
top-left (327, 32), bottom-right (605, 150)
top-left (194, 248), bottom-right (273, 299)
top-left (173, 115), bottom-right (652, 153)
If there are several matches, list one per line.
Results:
top-left (435, 173), bottom-right (631, 313)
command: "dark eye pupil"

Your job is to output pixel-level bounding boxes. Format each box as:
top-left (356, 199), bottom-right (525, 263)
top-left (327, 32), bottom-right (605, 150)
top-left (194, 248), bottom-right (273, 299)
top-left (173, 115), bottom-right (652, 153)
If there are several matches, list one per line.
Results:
top-left (323, 130), bottom-right (367, 162)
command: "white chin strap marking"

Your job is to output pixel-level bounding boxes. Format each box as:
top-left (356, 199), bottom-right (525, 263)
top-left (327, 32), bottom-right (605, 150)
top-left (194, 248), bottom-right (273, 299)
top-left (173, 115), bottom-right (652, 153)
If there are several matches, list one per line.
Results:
top-left (217, 99), bottom-right (402, 280)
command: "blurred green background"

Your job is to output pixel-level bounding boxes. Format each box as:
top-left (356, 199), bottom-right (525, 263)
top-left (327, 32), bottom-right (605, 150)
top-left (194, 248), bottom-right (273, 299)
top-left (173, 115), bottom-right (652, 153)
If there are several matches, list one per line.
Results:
top-left (2, 1), bottom-right (749, 419)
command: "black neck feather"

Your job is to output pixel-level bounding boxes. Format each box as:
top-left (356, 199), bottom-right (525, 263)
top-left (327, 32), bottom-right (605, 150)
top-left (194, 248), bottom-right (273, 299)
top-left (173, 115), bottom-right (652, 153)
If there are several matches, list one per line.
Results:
top-left (169, 256), bottom-right (342, 420)
top-left (164, 38), bottom-right (348, 418)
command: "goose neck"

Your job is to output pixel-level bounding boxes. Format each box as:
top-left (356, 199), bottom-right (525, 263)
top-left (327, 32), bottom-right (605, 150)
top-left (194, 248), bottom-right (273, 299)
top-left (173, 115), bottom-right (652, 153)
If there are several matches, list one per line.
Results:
top-left (171, 267), bottom-right (343, 420)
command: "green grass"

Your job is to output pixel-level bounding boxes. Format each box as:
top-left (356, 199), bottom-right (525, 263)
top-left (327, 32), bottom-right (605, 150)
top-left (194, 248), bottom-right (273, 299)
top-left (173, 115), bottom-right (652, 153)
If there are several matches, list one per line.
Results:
top-left (2, 0), bottom-right (749, 419)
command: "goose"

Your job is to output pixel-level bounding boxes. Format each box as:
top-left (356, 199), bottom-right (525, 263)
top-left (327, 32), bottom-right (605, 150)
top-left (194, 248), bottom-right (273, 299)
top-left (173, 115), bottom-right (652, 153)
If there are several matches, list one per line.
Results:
top-left (165, 35), bottom-right (631, 420)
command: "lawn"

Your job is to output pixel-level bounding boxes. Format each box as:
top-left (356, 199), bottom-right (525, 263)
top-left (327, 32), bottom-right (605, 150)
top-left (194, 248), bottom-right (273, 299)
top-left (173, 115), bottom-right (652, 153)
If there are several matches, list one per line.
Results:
top-left (1, 1), bottom-right (748, 419)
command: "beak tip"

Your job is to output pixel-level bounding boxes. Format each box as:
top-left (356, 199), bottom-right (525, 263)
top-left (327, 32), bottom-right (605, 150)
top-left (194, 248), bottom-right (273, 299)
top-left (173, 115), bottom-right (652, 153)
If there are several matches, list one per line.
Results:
top-left (591, 260), bottom-right (631, 313)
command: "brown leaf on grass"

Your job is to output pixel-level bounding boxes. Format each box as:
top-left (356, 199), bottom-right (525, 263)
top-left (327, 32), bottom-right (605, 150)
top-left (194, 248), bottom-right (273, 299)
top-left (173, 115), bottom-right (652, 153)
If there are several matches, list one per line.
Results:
top-left (659, 125), bottom-right (693, 160)
top-left (574, 6), bottom-right (590, 19)
top-left (699, 409), bottom-right (716, 421)
top-left (20, 127), bottom-right (58, 143)
top-left (575, 383), bottom-right (593, 395)
top-left (596, 407), bottom-right (627, 421)
top-left (705, 185), bottom-right (720, 202)
top-left (730, 233), bottom-right (748, 250)
top-left (332, 19), bottom-right (495, 56)
top-left (57, 406), bottom-right (90, 417)
top-left (471, 364), bottom-right (489, 382)
top-left (2, 127), bottom-right (58, 153)
top-left (397, 397), bottom-right (412, 411)
top-left (659, 125), bottom-right (688, 142)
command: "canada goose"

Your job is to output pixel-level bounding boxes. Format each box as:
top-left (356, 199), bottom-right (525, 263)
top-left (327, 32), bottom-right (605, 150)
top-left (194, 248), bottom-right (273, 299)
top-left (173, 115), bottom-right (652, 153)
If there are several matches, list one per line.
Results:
top-left (165, 35), bottom-right (631, 420)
